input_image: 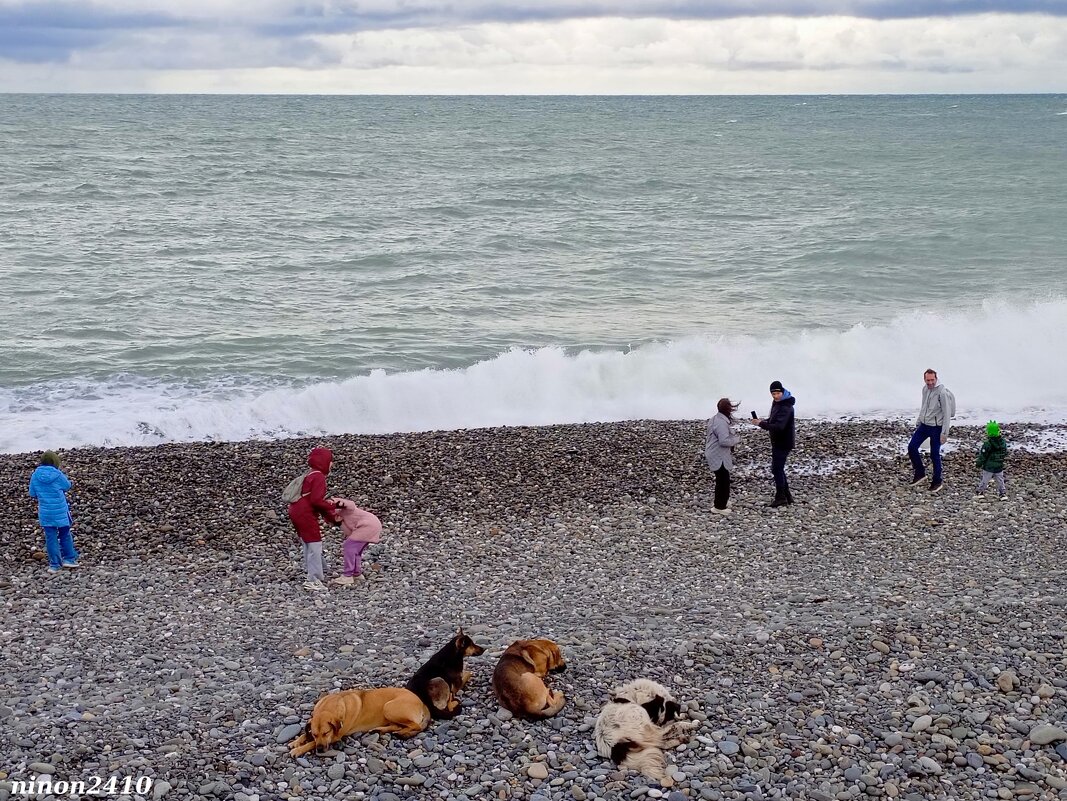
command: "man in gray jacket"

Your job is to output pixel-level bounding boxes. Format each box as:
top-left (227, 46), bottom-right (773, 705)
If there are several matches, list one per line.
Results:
top-left (907, 369), bottom-right (956, 493)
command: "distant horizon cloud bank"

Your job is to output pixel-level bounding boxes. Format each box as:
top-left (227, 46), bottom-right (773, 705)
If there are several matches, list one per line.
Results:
top-left (1, 8), bottom-right (1065, 94)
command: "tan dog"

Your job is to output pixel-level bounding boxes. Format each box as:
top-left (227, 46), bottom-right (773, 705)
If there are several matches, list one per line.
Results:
top-left (289, 687), bottom-right (432, 757)
top-left (492, 638), bottom-right (567, 718)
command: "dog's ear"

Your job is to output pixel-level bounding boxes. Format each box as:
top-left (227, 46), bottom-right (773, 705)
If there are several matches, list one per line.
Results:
top-left (428, 677), bottom-right (452, 710)
top-left (328, 718), bottom-right (343, 739)
top-left (518, 642), bottom-right (548, 674)
top-left (642, 696), bottom-right (665, 724)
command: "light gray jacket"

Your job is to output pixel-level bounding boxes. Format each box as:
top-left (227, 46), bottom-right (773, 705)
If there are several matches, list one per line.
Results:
top-left (917, 382), bottom-right (956, 436)
top-left (705, 412), bottom-right (742, 471)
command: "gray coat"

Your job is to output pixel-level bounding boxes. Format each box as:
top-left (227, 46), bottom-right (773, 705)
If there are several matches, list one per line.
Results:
top-left (917, 382), bottom-right (956, 436)
top-left (705, 412), bottom-right (741, 471)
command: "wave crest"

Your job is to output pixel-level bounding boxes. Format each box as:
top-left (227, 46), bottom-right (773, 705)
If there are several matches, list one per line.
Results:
top-left (2, 298), bottom-right (1064, 453)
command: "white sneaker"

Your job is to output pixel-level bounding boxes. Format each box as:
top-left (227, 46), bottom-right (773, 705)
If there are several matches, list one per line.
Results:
top-left (711, 507), bottom-right (731, 516)
top-left (61, 561), bottom-right (81, 569)
top-left (47, 566), bottom-right (61, 575)
top-left (998, 494), bottom-right (1008, 502)
top-left (303, 580), bottom-right (328, 592)
top-left (331, 575), bottom-right (355, 586)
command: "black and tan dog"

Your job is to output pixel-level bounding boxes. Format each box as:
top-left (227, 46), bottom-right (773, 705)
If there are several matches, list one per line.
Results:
top-left (492, 638), bottom-right (567, 718)
top-left (289, 687), bottom-right (431, 757)
top-left (405, 628), bottom-right (486, 718)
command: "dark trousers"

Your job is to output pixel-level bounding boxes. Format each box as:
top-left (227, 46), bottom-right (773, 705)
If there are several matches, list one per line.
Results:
top-left (713, 465), bottom-right (731, 510)
top-left (771, 446), bottom-right (790, 490)
top-left (908, 423), bottom-right (943, 482)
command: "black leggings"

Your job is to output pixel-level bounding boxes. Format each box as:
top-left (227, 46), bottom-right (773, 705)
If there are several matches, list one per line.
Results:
top-left (714, 465), bottom-right (731, 510)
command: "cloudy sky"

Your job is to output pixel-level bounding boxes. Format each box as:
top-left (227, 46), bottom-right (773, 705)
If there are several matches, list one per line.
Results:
top-left (1, 1), bottom-right (1066, 93)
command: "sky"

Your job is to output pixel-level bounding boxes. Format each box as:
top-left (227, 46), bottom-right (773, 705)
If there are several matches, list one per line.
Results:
top-left (1, 1), bottom-right (1066, 94)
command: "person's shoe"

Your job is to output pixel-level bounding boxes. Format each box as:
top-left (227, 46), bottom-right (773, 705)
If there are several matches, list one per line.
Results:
top-left (929, 481), bottom-right (943, 493)
top-left (998, 493), bottom-right (1008, 501)
top-left (47, 566), bottom-right (61, 575)
top-left (783, 488), bottom-right (794, 505)
top-left (909, 475), bottom-right (926, 486)
top-left (61, 561), bottom-right (80, 569)
top-left (973, 492), bottom-right (985, 500)
top-left (303, 580), bottom-right (328, 592)
top-left (331, 575), bottom-right (355, 586)
top-left (769, 489), bottom-right (788, 508)
top-left (710, 506), bottom-right (731, 516)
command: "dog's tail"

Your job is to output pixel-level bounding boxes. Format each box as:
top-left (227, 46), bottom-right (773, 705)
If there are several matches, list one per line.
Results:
top-left (611, 739), bottom-right (671, 786)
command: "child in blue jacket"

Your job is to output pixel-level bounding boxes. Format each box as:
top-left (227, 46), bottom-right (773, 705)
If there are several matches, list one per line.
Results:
top-left (28, 451), bottom-right (80, 573)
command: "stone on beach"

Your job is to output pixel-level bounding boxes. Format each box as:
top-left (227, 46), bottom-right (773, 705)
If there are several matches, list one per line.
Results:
top-left (0, 420), bottom-right (1065, 800)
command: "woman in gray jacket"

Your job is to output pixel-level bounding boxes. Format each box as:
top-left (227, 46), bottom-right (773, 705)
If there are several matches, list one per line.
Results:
top-left (705, 398), bottom-right (742, 515)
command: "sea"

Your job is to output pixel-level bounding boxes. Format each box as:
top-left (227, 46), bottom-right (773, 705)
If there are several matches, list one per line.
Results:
top-left (1, 94), bottom-right (1065, 454)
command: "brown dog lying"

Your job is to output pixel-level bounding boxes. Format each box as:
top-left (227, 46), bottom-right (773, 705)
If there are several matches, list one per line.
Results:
top-left (492, 638), bottom-right (567, 718)
top-left (289, 687), bottom-right (431, 757)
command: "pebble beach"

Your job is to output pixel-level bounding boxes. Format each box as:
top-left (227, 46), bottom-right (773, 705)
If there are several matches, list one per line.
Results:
top-left (1, 419), bottom-right (1066, 801)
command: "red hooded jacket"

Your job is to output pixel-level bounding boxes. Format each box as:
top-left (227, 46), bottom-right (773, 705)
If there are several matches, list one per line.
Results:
top-left (288, 447), bottom-right (335, 543)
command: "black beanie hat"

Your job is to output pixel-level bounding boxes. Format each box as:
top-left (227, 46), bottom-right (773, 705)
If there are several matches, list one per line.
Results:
top-left (769, 380), bottom-right (784, 392)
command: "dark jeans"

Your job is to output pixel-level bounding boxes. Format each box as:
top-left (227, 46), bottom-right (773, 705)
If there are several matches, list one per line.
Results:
top-left (908, 423), bottom-right (943, 482)
top-left (713, 465), bottom-right (731, 510)
top-left (771, 447), bottom-right (790, 490)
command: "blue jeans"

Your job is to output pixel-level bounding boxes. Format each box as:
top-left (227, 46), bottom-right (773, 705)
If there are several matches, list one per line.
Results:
top-left (908, 424), bottom-right (943, 482)
top-left (43, 525), bottom-right (78, 569)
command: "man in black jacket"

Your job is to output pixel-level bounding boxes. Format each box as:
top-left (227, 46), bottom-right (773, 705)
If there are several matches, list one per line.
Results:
top-left (749, 380), bottom-right (796, 507)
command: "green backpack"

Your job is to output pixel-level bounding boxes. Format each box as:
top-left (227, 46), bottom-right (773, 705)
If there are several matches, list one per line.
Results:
top-left (281, 471), bottom-right (310, 504)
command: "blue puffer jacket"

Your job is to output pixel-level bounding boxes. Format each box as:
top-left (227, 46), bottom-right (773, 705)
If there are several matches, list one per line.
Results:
top-left (29, 465), bottom-right (73, 527)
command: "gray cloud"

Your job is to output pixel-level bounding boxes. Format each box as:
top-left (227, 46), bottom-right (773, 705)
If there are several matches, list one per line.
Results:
top-left (1, 1), bottom-right (1064, 92)
top-left (2, 0), bottom-right (1066, 66)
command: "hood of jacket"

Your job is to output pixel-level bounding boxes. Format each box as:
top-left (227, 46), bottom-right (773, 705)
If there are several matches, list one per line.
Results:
top-left (32, 465), bottom-right (66, 485)
top-left (308, 447), bottom-right (333, 474)
top-left (923, 381), bottom-right (946, 396)
top-left (775, 393), bottom-right (796, 407)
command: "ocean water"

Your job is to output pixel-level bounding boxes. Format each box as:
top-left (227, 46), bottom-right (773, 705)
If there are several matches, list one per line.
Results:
top-left (1, 94), bottom-right (1065, 453)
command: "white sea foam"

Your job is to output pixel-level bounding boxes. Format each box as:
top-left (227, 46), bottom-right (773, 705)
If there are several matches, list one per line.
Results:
top-left (2, 298), bottom-right (1065, 454)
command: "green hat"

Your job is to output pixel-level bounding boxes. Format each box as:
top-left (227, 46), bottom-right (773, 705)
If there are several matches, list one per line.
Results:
top-left (40, 450), bottom-right (61, 467)
top-left (985, 421), bottom-right (1001, 438)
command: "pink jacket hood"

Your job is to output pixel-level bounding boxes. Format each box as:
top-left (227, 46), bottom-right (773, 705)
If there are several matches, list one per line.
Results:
top-left (329, 497), bottom-right (382, 543)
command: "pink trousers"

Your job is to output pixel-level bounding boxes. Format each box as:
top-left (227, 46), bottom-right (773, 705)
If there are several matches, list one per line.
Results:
top-left (343, 539), bottom-right (369, 577)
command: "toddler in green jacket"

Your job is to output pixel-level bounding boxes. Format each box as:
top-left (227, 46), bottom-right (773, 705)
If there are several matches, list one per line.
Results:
top-left (975, 421), bottom-right (1008, 500)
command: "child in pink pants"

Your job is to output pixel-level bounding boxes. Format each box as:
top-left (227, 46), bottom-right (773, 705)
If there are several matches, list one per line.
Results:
top-left (329, 497), bottom-right (382, 586)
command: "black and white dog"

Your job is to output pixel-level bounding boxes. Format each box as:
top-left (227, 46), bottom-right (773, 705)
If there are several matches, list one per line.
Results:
top-left (594, 679), bottom-right (698, 786)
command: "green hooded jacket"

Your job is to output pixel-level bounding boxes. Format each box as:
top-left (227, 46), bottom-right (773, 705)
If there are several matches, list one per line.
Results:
top-left (976, 436), bottom-right (1007, 473)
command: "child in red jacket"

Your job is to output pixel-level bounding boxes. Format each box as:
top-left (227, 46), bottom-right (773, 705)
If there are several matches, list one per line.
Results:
top-left (328, 498), bottom-right (382, 586)
top-left (287, 447), bottom-right (335, 591)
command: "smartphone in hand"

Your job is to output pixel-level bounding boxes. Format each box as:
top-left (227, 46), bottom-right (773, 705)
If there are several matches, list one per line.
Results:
top-left (750, 411), bottom-right (758, 419)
